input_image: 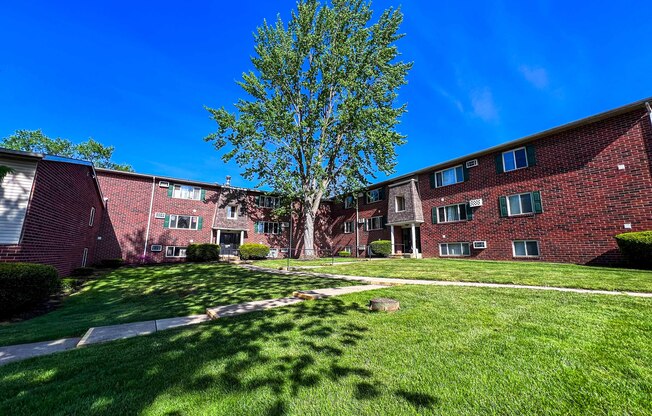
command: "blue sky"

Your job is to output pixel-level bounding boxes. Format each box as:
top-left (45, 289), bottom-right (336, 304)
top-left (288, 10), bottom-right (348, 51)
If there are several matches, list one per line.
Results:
top-left (1, 1), bottom-right (651, 188)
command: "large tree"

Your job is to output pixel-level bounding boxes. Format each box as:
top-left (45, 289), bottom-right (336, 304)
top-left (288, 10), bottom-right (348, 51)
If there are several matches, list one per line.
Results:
top-left (205, 0), bottom-right (411, 256)
top-left (1, 129), bottom-right (133, 171)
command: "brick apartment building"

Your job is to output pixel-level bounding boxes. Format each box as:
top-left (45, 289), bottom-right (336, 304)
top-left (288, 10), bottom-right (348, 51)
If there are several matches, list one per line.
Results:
top-left (1, 98), bottom-right (651, 274)
top-left (0, 149), bottom-right (105, 276)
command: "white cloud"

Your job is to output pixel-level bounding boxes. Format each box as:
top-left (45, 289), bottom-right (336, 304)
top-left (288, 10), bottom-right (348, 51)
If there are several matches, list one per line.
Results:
top-left (519, 65), bottom-right (549, 89)
top-left (470, 88), bottom-right (499, 122)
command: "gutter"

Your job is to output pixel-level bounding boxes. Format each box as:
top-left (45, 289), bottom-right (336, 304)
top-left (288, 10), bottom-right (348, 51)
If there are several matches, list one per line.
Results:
top-left (143, 177), bottom-right (156, 256)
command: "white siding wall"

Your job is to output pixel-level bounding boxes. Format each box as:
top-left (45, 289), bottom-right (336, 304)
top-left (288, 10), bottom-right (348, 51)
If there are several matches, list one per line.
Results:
top-left (0, 156), bottom-right (38, 244)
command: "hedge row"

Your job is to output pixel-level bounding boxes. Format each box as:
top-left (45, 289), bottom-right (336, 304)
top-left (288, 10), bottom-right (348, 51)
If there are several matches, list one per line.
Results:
top-left (186, 244), bottom-right (220, 262)
top-left (0, 263), bottom-right (60, 317)
top-left (615, 231), bottom-right (652, 268)
top-left (239, 243), bottom-right (270, 260)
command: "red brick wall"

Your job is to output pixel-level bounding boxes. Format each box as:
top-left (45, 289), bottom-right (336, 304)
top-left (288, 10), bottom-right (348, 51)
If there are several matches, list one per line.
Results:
top-left (415, 109), bottom-right (652, 264)
top-left (0, 161), bottom-right (105, 276)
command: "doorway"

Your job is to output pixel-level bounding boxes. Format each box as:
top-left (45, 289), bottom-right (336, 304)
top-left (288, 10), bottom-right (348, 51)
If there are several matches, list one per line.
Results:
top-left (219, 232), bottom-right (240, 255)
top-left (401, 226), bottom-right (421, 254)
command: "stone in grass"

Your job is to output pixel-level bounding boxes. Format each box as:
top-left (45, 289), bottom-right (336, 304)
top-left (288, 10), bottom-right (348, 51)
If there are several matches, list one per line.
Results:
top-left (369, 298), bottom-right (400, 312)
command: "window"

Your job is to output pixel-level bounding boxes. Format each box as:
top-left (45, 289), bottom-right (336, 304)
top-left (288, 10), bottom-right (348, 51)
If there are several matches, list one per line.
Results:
top-left (365, 216), bottom-right (384, 231)
top-left (166, 246), bottom-right (187, 258)
top-left (439, 242), bottom-right (471, 257)
top-left (89, 207), bottom-right (96, 226)
top-left (81, 248), bottom-right (88, 266)
top-left (366, 188), bottom-right (384, 204)
top-left (507, 192), bottom-right (534, 216)
top-left (255, 221), bottom-right (282, 234)
top-left (502, 147), bottom-right (528, 172)
top-left (172, 184), bottom-right (202, 200)
top-left (344, 196), bottom-right (355, 209)
top-left (395, 196), bottom-right (406, 212)
top-left (436, 203), bottom-right (468, 223)
top-left (513, 240), bottom-right (540, 257)
top-left (257, 195), bottom-right (280, 208)
top-left (344, 221), bottom-right (354, 233)
top-left (434, 165), bottom-right (464, 188)
top-left (226, 205), bottom-right (238, 219)
top-left (168, 214), bottom-right (200, 230)
top-left (342, 246), bottom-right (352, 253)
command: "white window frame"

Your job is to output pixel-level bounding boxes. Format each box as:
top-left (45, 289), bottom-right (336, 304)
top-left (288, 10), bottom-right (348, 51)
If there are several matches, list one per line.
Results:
top-left (512, 240), bottom-right (540, 257)
top-left (226, 205), bottom-right (238, 219)
top-left (342, 246), bottom-right (352, 253)
top-left (367, 189), bottom-right (381, 203)
top-left (165, 246), bottom-right (187, 258)
top-left (255, 221), bottom-right (282, 234)
top-left (436, 203), bottom-right (468, 223)
top-left (258, 196), bottom-right (280, 208)
top-left (344, 196), bottom-right (355, 209)
top-left (506, 192), bottom-right (534, 216)
top-left (81, 247), bottom-right (88, 266)
top-left (365, 216), bottom-right (384, 231)
top-left (439, 242), bottom-right (471, 257)
top-left (344, 221), bottom-right (354, 234)
top-left (89, 207), bottom-right (96, 226)
top-left (502, 147), bottom-right (528, 172)
top-left (434, 165), bottom-right (464, 188)
top-left (169, 214), bottom-right (199, 230)
top-left (172, 184), bottom-right (202, 200)
top-left (395, 196), bottom-right (406, 212)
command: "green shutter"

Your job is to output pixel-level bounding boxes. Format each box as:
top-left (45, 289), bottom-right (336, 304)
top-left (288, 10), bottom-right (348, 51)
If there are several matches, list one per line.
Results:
top-left (167, 184), bottom-right (173, 197)
top-left (197, 216), bottom-right (203, 230)
top-left (379, 188), bottom-right (386, 201)
top-left (526, 145), bottom-right (536, 167)
top-left (466, 203), bottom-right (473, 220)
top-left (495, 154), bottom-right (504, 174)
top-left (382, 216), bottom-right (387, 228)
top-left (431, 207), bottom-right (438, 224)
top-left (254, 222), bottom-right (259, 234)
top-left (498, 196), bottom-right (508, 217)
top-left (532, 191), bottom-right (543, 213)
top-left (462, 165), bottom-right (469, 182)
top-left (163, 214), bottom-right (170, 228)
top-left (255, 195), bottom-right (260, 207)
top-left (200, 189), bottom-right (206, 202)
top-left (429, 172), bottom-right (436, 188)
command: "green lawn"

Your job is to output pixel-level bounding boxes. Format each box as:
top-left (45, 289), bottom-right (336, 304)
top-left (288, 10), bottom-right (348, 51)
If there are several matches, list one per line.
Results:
top-left (297, 258), bottom-right (652, 292)
top-left (1, 285), bottom-right (651, 415)
top-left (256, 257), bottom-right (370, 268)
top-left (0, 263), bottom-right (357, 347)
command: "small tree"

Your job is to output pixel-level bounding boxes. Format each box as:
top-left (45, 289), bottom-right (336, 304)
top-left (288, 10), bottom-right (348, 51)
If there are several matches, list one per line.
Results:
top-left (1, 129), bottom-right (133, 171)
top-left (206, 0), bottom-right (411, 256)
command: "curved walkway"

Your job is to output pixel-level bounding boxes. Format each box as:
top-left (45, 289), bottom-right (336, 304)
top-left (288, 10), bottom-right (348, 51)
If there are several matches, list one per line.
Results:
top-left (242, 264), bottom-right (652, 299)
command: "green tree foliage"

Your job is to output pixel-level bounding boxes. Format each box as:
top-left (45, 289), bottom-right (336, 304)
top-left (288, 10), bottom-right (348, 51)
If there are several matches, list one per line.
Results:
top-left (1, 129), bottom-right (133, 171)
top-left (0, 166), bottom-right (13, 183)
top-left (206, 0), bottom-right (411, 255)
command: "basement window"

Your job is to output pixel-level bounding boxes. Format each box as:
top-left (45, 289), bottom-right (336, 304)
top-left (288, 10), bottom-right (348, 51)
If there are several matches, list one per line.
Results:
top-left (439, 242), bottom-right (470, 257)
top-left (165, 246), bottom-right (187, 258)
top-left (513, 240), bottom-right (540, 257)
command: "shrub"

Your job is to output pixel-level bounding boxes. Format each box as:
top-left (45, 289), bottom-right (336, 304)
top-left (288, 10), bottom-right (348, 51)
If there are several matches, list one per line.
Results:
top-left (239, 243), bottom-right (270, 260)
top-left (70, 267), bottom-right (95, 277)
top-left (186, 244), bottom-right (220, 262)
top-left (615, 231), bottom-right (652, 268)
top-left (0, 263), bottom-right (60, 317)
top-left (369, 240), bottom-right (392, 257)
top-left (338, 251), bottom-right (352, 257)
top-left (99, 258), bottom-right (124, 268)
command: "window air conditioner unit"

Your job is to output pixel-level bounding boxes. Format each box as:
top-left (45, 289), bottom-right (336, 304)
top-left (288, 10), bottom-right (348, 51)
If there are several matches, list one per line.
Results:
top-left (357, 245), bottom-right (366, 250)
top-left (468, 198), bottom-right (483, 208)
top-left (473, 241), bottom-right (487, 249)
top-left (159, 181), bottom-right (170, 188)
top-left (466, 159), bottom-right (479, 168)
top-left (154, 212), bottom-right (166, 219)
top-left (357, 218), bottom-right (365, 224)
top-left (150, 244), bottom-right (163, 252)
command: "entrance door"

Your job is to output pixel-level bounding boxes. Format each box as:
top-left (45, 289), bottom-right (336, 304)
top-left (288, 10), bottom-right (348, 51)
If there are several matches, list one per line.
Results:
top-left (219, 232), bottom-right (240, 255)
top-left (401, 227), bottom-right (421, 253)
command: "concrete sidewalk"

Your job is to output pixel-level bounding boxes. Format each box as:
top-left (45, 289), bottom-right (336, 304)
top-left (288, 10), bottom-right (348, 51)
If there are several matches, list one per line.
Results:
top-left (242, 264), bottom-right (652, 298)
top-left (0, 284), bottom-right (385, 366)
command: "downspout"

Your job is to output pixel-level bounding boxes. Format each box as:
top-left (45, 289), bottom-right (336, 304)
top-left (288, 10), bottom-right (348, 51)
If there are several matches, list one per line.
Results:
top-left (646, 102), bottom-right (652, 126)
top-left (143, 176), bottom-right (156, 256)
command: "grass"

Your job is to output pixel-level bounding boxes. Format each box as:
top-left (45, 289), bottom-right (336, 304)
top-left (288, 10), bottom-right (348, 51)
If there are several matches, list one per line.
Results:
top-left (1, 285), bottom-right (651, 415)
top-left (256, 257), bottom-right (369, 268)
top-left (0, 263), bottom-right (357, 347)
top-left (291, 258), bottom-right (652, 293)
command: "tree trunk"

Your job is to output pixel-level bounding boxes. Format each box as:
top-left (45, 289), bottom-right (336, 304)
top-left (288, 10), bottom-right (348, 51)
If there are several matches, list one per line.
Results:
top-left (302, 211), bottom-right (316, 259)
